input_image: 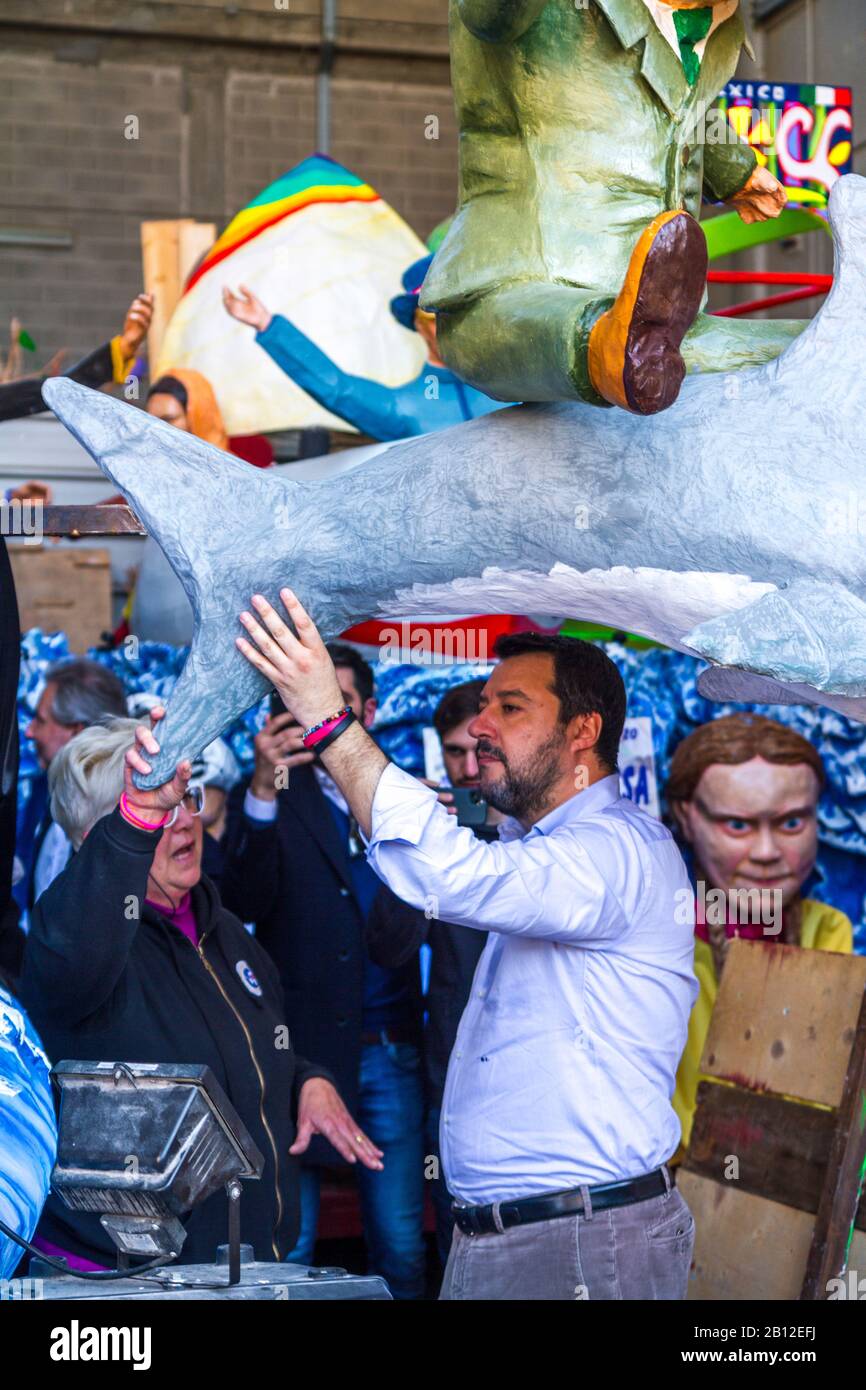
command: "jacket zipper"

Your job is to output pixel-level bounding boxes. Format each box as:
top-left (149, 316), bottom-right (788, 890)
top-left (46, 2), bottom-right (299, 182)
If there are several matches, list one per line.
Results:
top-left (195, 932), bottom-right (284, 1260)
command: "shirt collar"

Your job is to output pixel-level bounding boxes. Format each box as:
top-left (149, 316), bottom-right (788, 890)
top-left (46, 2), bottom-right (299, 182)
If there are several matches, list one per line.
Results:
top-left (498, 774), bottom-right (622, 842)
top-left (640, 0), bottom-right (738, 63)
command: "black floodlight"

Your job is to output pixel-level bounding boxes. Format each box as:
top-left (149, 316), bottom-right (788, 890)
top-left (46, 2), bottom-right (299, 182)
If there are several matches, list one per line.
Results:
top-left (51, 1061), bottom-right (264, 1278)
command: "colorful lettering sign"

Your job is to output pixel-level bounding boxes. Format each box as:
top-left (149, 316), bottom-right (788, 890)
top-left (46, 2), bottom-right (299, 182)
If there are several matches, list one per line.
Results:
top-left (718, 81), bottom-right (853, 207)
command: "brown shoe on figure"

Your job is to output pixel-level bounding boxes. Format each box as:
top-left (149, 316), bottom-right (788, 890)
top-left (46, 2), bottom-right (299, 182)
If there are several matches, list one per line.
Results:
top-left (588, 211), bottom-right (708, 416)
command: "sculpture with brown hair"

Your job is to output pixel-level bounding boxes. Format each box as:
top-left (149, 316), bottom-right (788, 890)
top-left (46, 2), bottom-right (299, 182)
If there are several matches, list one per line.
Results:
top-left (667, 713), bottom-right (853, 1155)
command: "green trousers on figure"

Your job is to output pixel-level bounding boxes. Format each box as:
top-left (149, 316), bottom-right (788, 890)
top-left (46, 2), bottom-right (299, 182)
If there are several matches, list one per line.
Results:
top-left (436, 283), bottom-right (806, 406)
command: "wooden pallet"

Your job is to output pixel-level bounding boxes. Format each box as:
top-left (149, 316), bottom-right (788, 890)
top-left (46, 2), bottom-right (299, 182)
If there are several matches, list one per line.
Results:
top-left (679, 938), bottom-right (866, 1300)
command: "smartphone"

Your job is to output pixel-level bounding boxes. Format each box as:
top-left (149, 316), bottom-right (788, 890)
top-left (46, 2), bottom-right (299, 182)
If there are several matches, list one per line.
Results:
top-left (451, 786), bottom-right (488, 827)
top-left (269, 689), bottom-right (293, 722)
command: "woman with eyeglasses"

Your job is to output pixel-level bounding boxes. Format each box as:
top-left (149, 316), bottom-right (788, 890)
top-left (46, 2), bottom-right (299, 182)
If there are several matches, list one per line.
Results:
top-left (19, 711), bottom-right (382, 1273)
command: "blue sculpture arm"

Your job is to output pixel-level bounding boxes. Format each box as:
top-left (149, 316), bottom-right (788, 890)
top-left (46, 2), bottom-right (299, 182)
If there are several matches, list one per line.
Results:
top-left (255, 314), bottom-right (412, 442)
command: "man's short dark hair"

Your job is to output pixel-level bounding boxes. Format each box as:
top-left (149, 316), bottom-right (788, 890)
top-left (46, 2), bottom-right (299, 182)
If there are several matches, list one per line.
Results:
top-left (492, 633), bottom-right (626, 773)
top-left (45, 658), bottom-right (127, 729)
top-left (326, 643), bottom-right (375, 707)
top-left (433, 679), bottom-right (486, 739)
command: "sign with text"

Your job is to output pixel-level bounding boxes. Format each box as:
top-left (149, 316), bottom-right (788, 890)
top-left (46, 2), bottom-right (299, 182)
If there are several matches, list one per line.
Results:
top-left (618, 716), bottom-right (660, 819)
top-left (719, 80), bottom-right (853, 208)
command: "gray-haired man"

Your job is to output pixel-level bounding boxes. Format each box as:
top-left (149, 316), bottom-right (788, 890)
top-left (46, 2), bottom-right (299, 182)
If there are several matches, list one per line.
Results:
top-left (24, 658), bottom-right (127, 906)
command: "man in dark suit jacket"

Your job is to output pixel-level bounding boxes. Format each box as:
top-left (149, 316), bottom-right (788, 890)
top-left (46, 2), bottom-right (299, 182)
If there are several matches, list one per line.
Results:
top-left (221, 645), bottom-right (426, 1299)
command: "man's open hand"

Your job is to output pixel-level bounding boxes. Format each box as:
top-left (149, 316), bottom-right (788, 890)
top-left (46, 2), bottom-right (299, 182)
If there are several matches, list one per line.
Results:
top-left (291, 1077), bottom-right (384, 1169)
top-left (118, 292), bottom-right (154, 359)
top-left (236, 589), bottom-right (344, 732)
top-left (250, 711), bottom-right (314, 800)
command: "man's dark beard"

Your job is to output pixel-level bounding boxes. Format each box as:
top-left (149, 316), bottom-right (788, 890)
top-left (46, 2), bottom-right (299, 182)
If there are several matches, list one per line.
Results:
top-left (479, 728), bottom-right (567, 823)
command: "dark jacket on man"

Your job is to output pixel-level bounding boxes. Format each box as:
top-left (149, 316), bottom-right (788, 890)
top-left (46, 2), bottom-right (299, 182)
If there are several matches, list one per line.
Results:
top-left (20, 806), bottom-right (332, 1266)
top-left (365, 825), bottom-right (497, 1107)
top-left (221, 765), bottom-right (423, 1165)
top-left (366, 904), bottom-right (487, 1108)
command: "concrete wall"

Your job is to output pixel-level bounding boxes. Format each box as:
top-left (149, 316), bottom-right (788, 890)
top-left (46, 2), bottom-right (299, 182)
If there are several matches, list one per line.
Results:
top-left (0, 0), bottom-right (455, 363)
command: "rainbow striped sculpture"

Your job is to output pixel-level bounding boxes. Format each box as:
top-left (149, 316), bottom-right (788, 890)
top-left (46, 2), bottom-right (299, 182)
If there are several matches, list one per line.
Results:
top-left (157, 154), bottom-right (427, 436)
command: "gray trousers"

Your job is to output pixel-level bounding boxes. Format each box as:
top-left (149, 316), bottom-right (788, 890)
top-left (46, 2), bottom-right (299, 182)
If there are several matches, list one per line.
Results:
top-left (440, 1182), bottom-right (694, 1301)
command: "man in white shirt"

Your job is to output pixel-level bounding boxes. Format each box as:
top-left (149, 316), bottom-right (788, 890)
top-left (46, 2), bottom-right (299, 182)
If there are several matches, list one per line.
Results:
top-left (234, 587), bottom-right (699, 1300)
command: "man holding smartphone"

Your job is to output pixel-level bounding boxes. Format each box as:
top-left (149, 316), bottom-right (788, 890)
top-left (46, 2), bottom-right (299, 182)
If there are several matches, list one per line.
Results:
top-left (235, 590), bottom-right (698, 1301)
top-left (220, 644), bottom-right (426, 1299)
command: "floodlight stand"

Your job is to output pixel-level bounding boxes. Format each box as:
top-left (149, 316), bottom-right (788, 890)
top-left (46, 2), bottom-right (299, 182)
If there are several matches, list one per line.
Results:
top-left (226, 1179), bottom-right (242, 1286)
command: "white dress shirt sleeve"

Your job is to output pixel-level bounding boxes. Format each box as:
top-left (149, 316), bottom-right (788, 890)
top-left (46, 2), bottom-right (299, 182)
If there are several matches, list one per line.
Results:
top-left (243, 789), bottom-right (279, 822)
top-left (364, 763), bottom-right (628, 944)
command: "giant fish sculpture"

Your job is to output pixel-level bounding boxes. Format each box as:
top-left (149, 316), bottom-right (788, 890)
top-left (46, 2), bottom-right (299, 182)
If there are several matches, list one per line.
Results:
top-left (44, 177), bottom-right (866, 789)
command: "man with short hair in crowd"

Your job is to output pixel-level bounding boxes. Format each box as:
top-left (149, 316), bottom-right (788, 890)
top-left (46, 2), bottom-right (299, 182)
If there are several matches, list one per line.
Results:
top-left (236, 592), bottom-right (699, 1301)
top-left (22, 658), bottom-right (127, 910)
top-left (221, 643), bottom-right (426, 1299)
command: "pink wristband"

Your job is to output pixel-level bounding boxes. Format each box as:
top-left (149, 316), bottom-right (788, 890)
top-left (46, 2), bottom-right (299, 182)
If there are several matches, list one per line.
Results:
top-left (119, 793), bottom-right (169, 831)
top-left (302, 708), bottom-right (350, 749)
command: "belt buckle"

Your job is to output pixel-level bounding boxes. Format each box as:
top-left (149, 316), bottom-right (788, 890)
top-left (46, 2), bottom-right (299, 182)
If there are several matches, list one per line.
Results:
top-left (453, 1204), bottom-right (478, 1237)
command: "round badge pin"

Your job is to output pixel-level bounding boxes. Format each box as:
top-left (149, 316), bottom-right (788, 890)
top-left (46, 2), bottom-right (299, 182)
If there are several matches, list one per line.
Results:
top-left (236, 960), bottom-right (263, 997)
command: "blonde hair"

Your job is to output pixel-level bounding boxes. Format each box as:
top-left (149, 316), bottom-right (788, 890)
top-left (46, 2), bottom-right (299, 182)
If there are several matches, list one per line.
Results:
top-left (49, 717), bottom-right (138, 849)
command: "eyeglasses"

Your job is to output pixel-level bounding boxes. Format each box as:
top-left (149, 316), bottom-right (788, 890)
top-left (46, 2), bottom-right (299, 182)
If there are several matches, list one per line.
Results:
top-left (166, 784), bottom-right (205, 827)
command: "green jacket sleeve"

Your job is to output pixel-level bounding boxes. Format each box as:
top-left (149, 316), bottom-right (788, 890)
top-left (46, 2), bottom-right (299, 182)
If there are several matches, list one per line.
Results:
top-left (457, 0), bottom-right (549, 43)
top-left (702, 137), bottom-right (757, 203)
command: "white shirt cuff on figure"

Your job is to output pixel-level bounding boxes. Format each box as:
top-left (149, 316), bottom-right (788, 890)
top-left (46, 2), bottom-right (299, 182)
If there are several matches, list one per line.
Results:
top-left (244, 789), bottom-right (279, 822)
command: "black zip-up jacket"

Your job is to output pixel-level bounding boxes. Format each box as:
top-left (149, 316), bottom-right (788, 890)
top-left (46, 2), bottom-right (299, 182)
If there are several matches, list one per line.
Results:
top-left (19, 806), bottom-right (332, 1267)
top-left (221, 769), bottom-right (423, 1167)
top-left (364, 824), bottom-right (498, 1108)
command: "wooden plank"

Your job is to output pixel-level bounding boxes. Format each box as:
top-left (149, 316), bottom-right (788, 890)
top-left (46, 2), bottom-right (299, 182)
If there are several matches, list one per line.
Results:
top-left (178, 221), bottom-right (216, 288)
top-left (701, 939), bottom-right (866, 1107)
top-left (801, 985), bottom-right (866, 1297)
top-left (679, 1170), bottom-right (816, 1300)
top-left (8, 546), bottom-right (112, 654)
top-left (40, 505), bottom-right (145, 537)
top-left (685, 1081), bottom-right (836, 1217)
top-left (141, 219), bottom-right (190, 368)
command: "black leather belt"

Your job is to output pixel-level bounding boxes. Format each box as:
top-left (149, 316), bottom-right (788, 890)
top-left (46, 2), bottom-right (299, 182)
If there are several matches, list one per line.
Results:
top-left (452, 1167), bottom-right (668, 1236)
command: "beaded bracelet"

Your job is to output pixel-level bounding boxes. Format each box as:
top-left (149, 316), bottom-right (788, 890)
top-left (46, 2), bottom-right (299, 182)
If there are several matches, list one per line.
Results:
top-left (119, 792), bottom-right (169, 831)
top-left (307, 709), bottom-right (357, 755)
top-left (302, 705), bottom-right (351, 749)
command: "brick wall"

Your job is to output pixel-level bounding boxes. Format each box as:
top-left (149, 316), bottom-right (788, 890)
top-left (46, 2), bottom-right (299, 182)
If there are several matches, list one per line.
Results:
top-left (0, 2), bottom-right (454, 365)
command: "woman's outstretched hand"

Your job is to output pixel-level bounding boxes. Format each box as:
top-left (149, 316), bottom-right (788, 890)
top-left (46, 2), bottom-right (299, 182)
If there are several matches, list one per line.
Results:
top-left (222, 284), bottom-right (272, 334)
top-left (123, 704), bottom-right (192, 826)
